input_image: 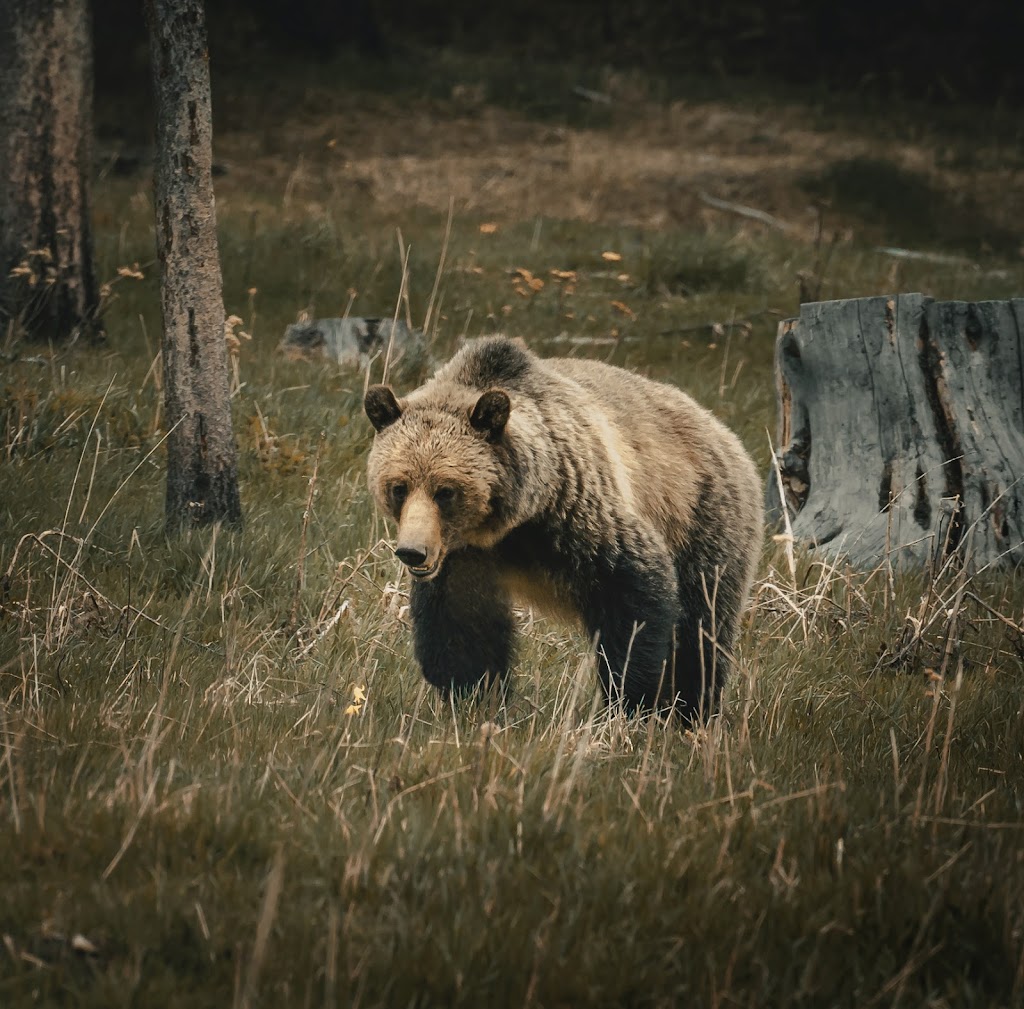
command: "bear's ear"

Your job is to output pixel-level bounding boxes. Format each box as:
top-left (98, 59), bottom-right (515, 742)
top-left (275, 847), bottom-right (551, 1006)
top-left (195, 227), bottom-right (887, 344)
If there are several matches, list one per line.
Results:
top-left (469, 389), bottom-right (511, 442)
top-left (364, 385), bottom-right (403, 432)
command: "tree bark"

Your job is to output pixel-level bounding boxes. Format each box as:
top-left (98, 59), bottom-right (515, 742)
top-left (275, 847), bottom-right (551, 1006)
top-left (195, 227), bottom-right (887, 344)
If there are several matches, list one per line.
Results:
top-left (145, 0), bottom-right (242, 532)
top-left (0, 0), bottom-right (100, 343)
top-left (767, 294), bottom-right (1024, 572)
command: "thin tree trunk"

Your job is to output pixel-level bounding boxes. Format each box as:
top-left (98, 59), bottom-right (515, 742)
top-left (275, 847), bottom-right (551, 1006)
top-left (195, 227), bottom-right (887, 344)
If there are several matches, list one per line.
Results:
top-left (145, 0), bottom-right (242, 532)
top-left (0, 0), bottom-right (100, 344)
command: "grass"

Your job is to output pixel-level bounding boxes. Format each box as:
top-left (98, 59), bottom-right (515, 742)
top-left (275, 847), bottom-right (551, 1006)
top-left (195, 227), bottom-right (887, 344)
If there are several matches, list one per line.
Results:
top-left (3, 51), bottom-right (1024, 1007)
top-left (800, 156), bottom-right (1021, 256)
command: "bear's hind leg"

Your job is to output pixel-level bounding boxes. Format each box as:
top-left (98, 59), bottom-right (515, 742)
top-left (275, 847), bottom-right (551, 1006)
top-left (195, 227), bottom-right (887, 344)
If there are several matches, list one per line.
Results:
top-left (409, 549), bottom-right (514, 698)
top-left (666, 615), bottom-right (723, 724)
top-left (587, 547), bottom-right (678, 716)
top-left (667, 574), bottom-right (739, 724)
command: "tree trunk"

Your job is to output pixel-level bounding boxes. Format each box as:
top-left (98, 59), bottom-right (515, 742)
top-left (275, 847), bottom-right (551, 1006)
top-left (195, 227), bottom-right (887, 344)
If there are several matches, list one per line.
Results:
top-left (145, 0), bottom-right (242, 532)
top-left (767, 294), bottom-right (1024, 572)
top-left (0, 0), bottom-right (100, 344)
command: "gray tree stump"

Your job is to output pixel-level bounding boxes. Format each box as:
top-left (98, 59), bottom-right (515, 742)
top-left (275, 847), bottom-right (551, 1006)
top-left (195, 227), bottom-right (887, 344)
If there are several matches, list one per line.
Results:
top-left (766, 293), bottom-right (1024, 571)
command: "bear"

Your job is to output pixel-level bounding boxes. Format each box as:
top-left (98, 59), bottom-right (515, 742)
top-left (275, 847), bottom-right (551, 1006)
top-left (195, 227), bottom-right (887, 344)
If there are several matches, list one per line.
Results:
top-left (364, 336), bottom-right (763, 723)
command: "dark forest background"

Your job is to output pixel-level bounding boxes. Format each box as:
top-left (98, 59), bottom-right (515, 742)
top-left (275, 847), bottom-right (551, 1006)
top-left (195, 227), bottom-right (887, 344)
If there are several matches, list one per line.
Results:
top-left (93, 0), bottom-right (1023, 108)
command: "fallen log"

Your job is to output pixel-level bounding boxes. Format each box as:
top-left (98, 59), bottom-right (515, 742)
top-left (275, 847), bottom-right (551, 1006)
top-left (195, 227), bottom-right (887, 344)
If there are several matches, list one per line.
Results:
top-left (766, 293), bottom-right (1024, 571)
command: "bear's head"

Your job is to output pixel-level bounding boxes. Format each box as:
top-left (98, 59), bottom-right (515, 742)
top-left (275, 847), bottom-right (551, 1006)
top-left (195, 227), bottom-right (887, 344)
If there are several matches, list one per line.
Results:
top-left (364, 383), bottom-right (513, 580)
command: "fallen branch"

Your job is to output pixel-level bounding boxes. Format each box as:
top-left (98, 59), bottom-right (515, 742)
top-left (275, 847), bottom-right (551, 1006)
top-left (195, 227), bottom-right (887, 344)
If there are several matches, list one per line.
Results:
top-left (697, 190), bottom-right (797, 233)
top-left (658, 308), bottom-right (782, 338)
top-left (876, 246), bottom-right (972, 266)
top-left (572, 85), bottom-right (612, 105)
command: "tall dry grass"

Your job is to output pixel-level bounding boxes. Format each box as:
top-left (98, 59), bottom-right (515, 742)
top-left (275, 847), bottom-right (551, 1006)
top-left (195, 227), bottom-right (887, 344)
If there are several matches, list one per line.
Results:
top-left (3, 56), bottom-right (1024, 1005)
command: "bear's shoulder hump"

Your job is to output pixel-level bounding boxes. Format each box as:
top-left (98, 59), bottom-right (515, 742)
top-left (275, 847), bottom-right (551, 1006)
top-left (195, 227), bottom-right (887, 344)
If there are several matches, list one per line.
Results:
top-left (456, 336), bottom-right (533, 389)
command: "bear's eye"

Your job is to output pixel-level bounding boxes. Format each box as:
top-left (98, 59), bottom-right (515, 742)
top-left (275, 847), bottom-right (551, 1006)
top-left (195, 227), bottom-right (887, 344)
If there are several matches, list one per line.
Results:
top-left (433, 486), bottom-right (457, 506)
top-left (391, 483), bottom-right (408, 506)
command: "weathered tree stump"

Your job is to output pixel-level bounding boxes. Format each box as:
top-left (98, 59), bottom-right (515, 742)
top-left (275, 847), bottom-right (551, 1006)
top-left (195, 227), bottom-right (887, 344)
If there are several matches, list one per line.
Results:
top-left (766, 293), bottom-right (1024, 571)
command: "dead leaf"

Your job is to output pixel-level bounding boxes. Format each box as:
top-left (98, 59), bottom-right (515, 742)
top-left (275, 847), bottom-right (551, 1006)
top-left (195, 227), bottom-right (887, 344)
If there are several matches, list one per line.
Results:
top-left (610, 300), bottom-right (636, 320)
top-left (512, 268), bottom-right (544, 294)
top-left (479, 222), bottom-right (498, 234)
top-left (601, 251), bottom-right (623, 262)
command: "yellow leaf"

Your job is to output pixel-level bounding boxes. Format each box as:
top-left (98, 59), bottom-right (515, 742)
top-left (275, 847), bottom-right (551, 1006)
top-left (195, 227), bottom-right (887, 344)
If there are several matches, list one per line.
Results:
top-left (344, 683), bottom-right (367, 716)
top-left (601, 251), bottom-right (622, 262)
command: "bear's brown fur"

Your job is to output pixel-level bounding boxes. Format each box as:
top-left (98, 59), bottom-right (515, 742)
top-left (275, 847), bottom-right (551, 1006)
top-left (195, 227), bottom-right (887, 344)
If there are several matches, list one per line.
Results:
top-left (365, 336), bottom-right (763, 721)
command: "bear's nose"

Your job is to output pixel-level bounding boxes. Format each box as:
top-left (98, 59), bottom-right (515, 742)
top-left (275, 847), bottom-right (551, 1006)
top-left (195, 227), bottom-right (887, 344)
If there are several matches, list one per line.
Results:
top-left (394, 545), bottom-right (429, 568)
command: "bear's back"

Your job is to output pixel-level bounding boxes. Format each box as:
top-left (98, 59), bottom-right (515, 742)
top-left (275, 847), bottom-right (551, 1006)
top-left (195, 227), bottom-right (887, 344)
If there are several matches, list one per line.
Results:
top-left (423, 339), bottom-right (760, 565)
top-left (546, 355), bottom-right (762, 562)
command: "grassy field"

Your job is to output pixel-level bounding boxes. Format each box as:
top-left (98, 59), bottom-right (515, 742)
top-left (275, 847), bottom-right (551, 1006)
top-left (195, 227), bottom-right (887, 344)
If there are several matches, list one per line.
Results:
top-left (3, 52), bottom-right (1024, 1007)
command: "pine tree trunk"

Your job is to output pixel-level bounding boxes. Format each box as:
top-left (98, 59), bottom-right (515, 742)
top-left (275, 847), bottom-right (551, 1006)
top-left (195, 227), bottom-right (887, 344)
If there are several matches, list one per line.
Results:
top-left (0, 0), bottom-right (100, 344)
top-left (767, 294), bottom-right (1024, 572)
top-left (145, 0), bottom-right (242, 532)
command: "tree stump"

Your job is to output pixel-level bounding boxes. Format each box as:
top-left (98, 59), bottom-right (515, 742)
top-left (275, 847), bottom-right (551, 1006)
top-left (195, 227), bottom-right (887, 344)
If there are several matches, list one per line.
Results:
top-left (766, 293), bottom-right (1024, 571)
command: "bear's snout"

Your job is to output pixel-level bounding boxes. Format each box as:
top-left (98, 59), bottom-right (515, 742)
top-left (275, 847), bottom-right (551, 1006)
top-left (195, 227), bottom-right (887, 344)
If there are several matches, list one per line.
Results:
top-left (394, 540), bottom-right (441, 579)
top-left (395, 491), bottom-right (444, 578)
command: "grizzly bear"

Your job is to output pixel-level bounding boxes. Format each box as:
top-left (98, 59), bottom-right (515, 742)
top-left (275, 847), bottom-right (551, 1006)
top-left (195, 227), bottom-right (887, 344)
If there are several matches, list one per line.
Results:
top-left (364, 336), bottom-right (763, 722)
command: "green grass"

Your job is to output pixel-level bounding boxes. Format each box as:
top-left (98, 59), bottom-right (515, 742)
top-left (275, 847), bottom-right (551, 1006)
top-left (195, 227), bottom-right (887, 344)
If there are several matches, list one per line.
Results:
top-left (3, 65), bottom-right (1024, 1007)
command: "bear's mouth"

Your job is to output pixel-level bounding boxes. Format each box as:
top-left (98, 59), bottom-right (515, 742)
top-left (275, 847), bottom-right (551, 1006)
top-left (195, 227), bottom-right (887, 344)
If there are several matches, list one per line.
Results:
top-left (407, 560), bottom-right (441, 580)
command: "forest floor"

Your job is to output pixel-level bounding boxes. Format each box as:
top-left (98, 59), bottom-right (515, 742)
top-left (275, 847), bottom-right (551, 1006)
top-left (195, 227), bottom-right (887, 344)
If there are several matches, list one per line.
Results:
top-left (3, 48), bottom-right (1024, 1007)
